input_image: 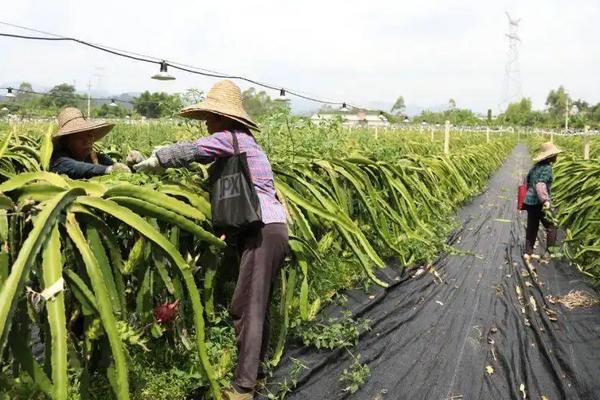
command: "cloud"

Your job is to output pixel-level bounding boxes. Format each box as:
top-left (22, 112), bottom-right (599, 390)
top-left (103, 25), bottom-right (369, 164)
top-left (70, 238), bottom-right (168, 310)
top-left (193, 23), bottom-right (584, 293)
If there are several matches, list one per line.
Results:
top-left (0, 0), bottom-right (598, 113)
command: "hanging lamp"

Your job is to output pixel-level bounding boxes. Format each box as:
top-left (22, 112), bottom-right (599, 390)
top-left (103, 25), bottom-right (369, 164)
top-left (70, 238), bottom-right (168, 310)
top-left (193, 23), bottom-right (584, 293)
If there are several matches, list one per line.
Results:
top-left (152, 61), bottom-right (175, 81)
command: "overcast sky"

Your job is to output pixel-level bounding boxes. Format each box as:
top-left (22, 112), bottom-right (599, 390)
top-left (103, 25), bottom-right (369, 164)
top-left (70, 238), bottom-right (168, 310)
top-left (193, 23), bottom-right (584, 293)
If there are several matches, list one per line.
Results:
top-left (0, 0), bottom-right (598, 114)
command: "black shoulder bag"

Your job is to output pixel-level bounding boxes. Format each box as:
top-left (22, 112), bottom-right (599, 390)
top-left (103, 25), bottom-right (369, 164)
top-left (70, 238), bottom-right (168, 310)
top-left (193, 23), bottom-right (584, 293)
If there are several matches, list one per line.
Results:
top-left (208, 131), bottom-right (263, 234)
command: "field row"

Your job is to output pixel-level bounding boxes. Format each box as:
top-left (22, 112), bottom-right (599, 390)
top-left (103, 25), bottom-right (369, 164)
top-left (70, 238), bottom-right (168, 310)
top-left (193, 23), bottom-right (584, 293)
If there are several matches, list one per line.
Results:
top-left (0, 122), bottom-right (516, 399)
top-left (528, 134), bottom-right (600, 280)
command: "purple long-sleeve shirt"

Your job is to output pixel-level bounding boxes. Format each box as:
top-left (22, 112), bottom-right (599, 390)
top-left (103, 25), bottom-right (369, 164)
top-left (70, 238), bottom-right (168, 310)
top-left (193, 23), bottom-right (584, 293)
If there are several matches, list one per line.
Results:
top-left (156, 130), bottom-right (287, 225)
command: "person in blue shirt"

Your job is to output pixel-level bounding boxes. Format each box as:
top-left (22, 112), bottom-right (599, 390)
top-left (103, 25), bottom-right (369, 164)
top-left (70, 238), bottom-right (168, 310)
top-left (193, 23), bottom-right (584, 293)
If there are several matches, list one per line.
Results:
top-left (50, 107), bottom-right (142, 179)
top-left (523, 142), bottom-right (563, 263)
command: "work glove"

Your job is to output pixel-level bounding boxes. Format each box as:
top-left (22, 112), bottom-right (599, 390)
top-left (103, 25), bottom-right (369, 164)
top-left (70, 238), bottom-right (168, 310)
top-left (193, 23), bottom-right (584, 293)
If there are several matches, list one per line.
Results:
top-left (133, 155), bottom-right (165, 174)
top-left (542, 201), bottom-right (551, 210)
top-left (126, 150), bottom-right (145, 167)
top-left (106, 163), bottom-right (131, 174)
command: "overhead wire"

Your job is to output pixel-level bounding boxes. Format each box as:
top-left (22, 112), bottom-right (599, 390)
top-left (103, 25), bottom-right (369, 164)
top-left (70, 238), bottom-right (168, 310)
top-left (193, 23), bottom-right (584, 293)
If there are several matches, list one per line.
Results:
top-left (0, 21), bottom-right (364, 109)
top-left (0, 32), bottom-right (161, 65)
top-left (0, 87), bottom-right (178, 108)
top-left (0, 21), bottom-right (354, 105)
top-left (0, 20), bottom-right (224, 75)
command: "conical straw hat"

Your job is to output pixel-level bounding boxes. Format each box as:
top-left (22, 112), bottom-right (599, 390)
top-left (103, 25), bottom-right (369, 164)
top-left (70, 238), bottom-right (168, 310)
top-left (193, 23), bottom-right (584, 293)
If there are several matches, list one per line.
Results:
top-left (533, 142), bottom-right (563, 162)
top-left (179, 80), bottom-right (259, 131)
top-left (53, 107), bottom-right (115, 141)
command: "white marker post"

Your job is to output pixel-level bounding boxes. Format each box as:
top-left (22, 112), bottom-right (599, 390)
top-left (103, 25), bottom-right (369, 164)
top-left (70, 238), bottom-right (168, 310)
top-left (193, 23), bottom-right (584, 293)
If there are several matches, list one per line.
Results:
top-left (486, 126), bottom-right (490, 144)
top-left (584, 125), bottom-right (591, 160)
top-left (444, 120), bottom-right (450, 155)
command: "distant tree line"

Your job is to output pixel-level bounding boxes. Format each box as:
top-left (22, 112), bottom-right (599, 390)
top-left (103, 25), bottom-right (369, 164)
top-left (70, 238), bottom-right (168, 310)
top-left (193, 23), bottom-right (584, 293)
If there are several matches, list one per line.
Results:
top-left (0, 82), bottom-right (288, 120)
top-left (394, 87), bottom-right (600, 128)
top-left (498, 86), bottom-right (600, 128)
top-left (2, 82), bottom-right (599, 128)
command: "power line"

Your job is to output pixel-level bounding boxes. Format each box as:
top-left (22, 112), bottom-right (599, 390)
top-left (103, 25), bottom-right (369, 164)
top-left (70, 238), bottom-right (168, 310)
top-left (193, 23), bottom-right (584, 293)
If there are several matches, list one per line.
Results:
top-left (0, 21), bottom-right (364, 109)
top-left (0, 87), bottom-right (173, 107)
top-left (0, 32), bottom-right (161, 65)
top-left (0, 20), bottom-right (228, 76)
top-left (0, 21), bottom-right (350, 105)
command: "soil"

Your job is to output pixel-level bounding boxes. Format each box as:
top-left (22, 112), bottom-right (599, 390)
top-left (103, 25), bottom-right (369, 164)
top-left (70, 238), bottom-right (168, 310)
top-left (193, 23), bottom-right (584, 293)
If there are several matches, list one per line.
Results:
top-left (260, 144), bottom-right (600, 400)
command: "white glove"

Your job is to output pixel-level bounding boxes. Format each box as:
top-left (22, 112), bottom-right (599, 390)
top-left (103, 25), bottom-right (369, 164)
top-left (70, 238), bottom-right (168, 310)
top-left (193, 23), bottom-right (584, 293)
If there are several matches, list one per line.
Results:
top-left (133, 155), bottom-right (165, 174)
top-left (106, 163), bottom-right (131, 174)
top-left (542, 201), bottom-right (551, 210)
top-left (126, 150), bottom-right (145, 167)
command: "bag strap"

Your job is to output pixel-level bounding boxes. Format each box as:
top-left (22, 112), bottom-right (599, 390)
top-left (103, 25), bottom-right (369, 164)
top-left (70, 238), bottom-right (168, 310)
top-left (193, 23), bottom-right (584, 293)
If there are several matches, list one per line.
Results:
top-left (230, 131), bottom-right (240, 155)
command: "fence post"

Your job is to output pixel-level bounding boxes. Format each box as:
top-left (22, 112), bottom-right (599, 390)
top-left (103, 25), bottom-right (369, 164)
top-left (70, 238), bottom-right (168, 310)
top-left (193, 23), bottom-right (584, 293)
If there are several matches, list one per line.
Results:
top-left (430, 127), bottom-right (434, 142)
top-left (583, 125), bottom-right (591, 160)
top-left (486, 126), bottom-right (490, 143)
top-left (374, 126), bottom-right (379, 140)
top-left (444, 120), bottom-right (450, 155)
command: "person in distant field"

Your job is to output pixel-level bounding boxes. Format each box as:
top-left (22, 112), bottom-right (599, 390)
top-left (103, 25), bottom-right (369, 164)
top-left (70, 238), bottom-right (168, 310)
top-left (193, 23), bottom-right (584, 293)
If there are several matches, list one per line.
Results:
top-left (50, 107), bottom-right (143, 179)
top-left (523, 142), bottom-right (563, 263)
top-left (134, 80), bottom-right (289, 400)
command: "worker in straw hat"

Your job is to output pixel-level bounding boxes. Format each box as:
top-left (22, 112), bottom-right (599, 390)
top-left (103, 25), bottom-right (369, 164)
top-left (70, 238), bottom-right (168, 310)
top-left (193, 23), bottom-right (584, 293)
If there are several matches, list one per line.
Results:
top-left (134, 80), bottom-right (288, 400)
top-left (522, 141), bottom-right (563, 263)
top-left (50, 107), bottom-right (143, 179)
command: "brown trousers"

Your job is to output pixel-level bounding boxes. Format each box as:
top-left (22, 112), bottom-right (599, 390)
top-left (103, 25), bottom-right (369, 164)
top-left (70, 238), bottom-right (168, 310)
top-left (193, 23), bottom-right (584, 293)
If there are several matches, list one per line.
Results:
top-left (231, 223), bottom-right (289, 389)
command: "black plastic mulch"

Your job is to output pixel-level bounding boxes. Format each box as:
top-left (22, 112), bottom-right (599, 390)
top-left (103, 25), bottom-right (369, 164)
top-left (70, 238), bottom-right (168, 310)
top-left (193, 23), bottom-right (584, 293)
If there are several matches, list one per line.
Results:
top-left (259, 144), bottom-right (600, 400)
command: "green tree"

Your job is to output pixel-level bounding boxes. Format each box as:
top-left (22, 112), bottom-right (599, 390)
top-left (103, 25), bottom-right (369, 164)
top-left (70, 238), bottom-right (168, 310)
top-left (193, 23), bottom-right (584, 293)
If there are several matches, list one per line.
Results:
top-left (94, 103), bottom-right (128, 118)
top-left (545, 86), bottom-right (570, 124)
top-left (16, 82), bottom-right (34, 103)
top-left (501, 98), bottom-right (534, 126)
top-left (133, 91), bottom-right (183, 118)
top-left (40, 83), bottom-right (84, 109)
top-left (391, 96), bottom-right (406, 115)
top-left (590, 103), bottom-right (600, 126)
top-left (572, 99), bottom-right (590, 114)
top-left (242, 88), bottom-right (276, 119)
top-left (180, 88), bottom-right (204, 106)
top-left (412, 107), bottom-right (479, 126)
top-left (448, 98), bottom-right (457, 110)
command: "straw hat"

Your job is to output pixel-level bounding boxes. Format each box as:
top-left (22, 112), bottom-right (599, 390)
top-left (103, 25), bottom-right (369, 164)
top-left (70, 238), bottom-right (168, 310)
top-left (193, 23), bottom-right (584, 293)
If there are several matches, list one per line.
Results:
top-left (179, 80), bottom-right (259, 131)
top-left (533, 142), bottom-right (563, 162)
top-left (53, 107), bottom-right (114, 141)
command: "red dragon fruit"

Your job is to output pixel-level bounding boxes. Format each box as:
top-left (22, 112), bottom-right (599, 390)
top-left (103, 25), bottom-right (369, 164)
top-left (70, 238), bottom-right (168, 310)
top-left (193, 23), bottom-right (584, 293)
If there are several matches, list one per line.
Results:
top-left (153, 300), bottom-right (180, 324)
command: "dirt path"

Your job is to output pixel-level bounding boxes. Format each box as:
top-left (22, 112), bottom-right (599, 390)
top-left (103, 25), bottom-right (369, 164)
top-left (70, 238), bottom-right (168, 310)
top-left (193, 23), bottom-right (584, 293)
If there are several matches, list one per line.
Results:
top-left (261, 144), bottom-right (600, 400)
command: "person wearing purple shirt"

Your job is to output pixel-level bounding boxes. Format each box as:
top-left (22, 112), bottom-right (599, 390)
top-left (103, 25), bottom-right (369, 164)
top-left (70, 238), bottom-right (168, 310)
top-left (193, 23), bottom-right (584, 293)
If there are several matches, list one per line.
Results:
top-left (134, 80), bottom-right (288, 400)
top-left (151, 128), bottom-right (287, 225)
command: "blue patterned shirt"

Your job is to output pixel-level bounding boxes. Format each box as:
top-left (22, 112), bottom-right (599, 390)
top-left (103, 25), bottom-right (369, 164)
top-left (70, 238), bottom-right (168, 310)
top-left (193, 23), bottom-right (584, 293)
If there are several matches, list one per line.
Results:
top-left (524, 163), bottom-right (553, 205)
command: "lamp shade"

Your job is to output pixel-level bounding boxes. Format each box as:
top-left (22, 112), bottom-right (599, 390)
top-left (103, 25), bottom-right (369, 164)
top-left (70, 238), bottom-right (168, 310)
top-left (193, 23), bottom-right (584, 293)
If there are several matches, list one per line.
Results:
top-left (152, 61), bottom-right (175, 81)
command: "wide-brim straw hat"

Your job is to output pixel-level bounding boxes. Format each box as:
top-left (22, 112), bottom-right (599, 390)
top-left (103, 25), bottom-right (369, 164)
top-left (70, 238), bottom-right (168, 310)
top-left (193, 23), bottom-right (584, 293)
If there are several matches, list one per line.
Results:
top-left (533, 142), bottom-right (563, 162)
top-left (179, 80), bottom-right (259, 131)
top-left (53, 107), bottom-right (115, 142)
